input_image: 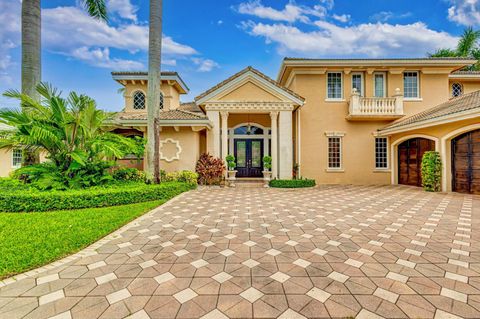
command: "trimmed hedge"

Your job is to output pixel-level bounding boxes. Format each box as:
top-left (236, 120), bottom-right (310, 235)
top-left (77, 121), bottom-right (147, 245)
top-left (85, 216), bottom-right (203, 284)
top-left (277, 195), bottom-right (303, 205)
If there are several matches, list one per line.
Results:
top-left (0, 182), bottom-right (196, 213)
top-left (421, 151), bottom-right (442, 192)
top-left (269, 179), bottom-right (316, 188)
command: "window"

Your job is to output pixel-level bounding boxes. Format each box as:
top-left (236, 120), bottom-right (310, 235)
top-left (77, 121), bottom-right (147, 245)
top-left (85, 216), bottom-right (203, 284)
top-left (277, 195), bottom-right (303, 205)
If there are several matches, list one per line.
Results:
top-left (159, 92), bottom-right (164, 109)
top-left (452, 83), bottom-right (463, 97)
top-left (403, 71), bottom-right (419, 98)
top-left (328, 137), bottom-right (342, 169)
top-left (12, 149), bottom-right (22, 168)
top-left (234, 125), bottom-right (264, 135)
top-left (327, 72), bottom-right (343, 99)
top-left (375, 137), bottom-right (388, 169)
top-left (374, 73), bottom-right (386, 97)
top-left (133, 91), bottom-right (146, 109)
top-left (351, 73), bottom-right (363, 96)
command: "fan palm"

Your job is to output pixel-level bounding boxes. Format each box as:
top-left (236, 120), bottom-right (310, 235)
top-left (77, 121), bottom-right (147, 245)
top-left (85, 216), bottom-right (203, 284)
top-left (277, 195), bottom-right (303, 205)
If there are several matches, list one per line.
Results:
top-left (429, 27), bottom-right (480, 70)
top-left (0, 83), bottom-right (137, 189)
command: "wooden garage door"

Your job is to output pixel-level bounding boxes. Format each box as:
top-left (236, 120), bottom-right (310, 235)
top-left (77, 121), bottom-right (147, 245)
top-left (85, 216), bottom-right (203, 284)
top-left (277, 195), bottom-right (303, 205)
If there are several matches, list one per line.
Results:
top-left (452, 130), bottom-right (480, 194)
top-left (398, 138), bottom-right (435, 187)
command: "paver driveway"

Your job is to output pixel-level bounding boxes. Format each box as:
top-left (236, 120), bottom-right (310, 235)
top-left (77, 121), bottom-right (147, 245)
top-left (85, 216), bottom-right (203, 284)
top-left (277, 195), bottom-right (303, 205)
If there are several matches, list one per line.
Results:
top-left (1, 185), bottom-right (479, 319)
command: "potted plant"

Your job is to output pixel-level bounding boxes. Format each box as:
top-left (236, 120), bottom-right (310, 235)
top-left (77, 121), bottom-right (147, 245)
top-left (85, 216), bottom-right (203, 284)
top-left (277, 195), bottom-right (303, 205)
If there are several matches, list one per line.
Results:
top-left (225, 155), bottom-right (237, 180)
top-left (263, 155), bottom-right (272, 182)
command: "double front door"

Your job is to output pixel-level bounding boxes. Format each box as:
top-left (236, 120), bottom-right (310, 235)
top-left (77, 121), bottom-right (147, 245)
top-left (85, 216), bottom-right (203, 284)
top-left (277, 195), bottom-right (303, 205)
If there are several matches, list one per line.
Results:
top-left (234, 139), bottom-right (263, 177)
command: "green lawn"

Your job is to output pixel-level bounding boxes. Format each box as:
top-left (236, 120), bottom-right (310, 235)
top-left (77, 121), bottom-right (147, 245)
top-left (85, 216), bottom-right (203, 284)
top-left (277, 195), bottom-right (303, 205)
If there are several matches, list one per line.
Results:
top-left (0, 200), bottom-right (166, 279)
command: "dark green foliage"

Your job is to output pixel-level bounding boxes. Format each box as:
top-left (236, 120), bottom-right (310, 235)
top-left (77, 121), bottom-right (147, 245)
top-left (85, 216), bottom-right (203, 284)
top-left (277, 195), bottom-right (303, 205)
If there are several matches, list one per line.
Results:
top-left (225, 155), bottom-right (236, 170)
top-left (263, 156), bottom-right (272, 170)
top-left (269, 178), bottom-right (316, 188)
top-left (421, 151), bottom-right (442, 192)
top-left (0, 182), bottom-right (195, 212)
top-left (196, 153), bottom-right (225, 185)
top-left (112, 167), bottom-right (146, 183)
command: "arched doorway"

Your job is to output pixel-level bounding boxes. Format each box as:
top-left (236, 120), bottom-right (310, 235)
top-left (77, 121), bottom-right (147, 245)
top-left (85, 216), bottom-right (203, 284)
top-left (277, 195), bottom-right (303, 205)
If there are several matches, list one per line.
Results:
top-left (452, 129), bottom-right (480, 194)
top-left (398, 138), bottom-right (435, 187)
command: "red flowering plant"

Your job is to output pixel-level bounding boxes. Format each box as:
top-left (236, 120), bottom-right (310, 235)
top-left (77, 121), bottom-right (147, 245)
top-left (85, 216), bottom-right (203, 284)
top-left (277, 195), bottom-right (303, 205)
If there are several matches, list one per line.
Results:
top-left (195, 153), bottom-right (225, 185)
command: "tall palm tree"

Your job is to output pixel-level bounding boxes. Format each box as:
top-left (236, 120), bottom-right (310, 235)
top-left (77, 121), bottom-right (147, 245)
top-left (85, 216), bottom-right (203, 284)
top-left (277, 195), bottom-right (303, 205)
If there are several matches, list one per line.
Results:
top-left (429, 27), bottom-right (480, 70)
top-left (146, 0), bottom-right (163, 183)
top-left (21, 0), bottom-right (107, 101)
top-left (21, 0), bottom-right (107, 165)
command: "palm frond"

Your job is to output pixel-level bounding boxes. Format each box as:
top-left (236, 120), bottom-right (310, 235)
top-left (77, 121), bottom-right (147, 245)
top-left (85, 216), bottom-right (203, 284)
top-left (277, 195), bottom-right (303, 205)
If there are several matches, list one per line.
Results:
top-left (81, 0), bottom-right (108, 21)
top-left (457, 27), bottom-right (480, 56)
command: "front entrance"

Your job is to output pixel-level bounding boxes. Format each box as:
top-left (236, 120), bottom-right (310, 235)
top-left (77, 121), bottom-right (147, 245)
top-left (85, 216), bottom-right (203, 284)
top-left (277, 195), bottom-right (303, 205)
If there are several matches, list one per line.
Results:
top-left (398, 138), bottom-right (435, 187)
top-left (234, 139), bottom-right (264, 177)
top-left (452, 129), bottom-right (480, 194)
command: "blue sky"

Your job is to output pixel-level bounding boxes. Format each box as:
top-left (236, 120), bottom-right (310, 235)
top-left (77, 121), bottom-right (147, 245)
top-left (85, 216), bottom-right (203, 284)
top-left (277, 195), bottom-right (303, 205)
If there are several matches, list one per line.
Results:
top-left (0, 0), bottom-right (478, 110)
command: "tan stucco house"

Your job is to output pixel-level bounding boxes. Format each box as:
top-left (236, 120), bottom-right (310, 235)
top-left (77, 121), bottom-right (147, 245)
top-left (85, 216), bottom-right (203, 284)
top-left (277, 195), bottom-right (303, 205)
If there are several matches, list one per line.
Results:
top-left (3, 58), bottom-right (480, 195)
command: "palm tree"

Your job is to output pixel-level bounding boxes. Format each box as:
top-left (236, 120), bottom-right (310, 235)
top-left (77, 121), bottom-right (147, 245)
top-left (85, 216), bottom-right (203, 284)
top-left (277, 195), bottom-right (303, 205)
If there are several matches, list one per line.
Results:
top-left (146, 0), bottom-right (163, 183)
top-left (429, 27), bottom-right (480, 70)
top-left (21, 0), bottom-right (107, 101)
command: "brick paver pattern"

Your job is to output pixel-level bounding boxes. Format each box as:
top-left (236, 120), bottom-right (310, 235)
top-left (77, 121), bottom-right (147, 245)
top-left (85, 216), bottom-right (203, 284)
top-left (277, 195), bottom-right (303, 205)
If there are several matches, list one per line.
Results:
top-left (0, 185), bottom-right (479, 319)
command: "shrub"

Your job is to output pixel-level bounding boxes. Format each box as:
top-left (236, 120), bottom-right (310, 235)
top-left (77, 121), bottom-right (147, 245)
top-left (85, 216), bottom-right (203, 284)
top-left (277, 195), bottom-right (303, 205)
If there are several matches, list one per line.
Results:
top-left (164, 170), bottom-right (198, 184)
top-left (269, 178), bottom-right (316, 188)
top-left (196, 153), bottom-right (225, 185)
top-left (263, 156), bottom-right (272, 171)
top-left (225, 155), bottom-right (236, 170)
top-left (421, 151), bottom-right (442, 192)
top-left (0, 182), bottom-right (196, 212)
top-left (112, 167), bottom-right (146, 183)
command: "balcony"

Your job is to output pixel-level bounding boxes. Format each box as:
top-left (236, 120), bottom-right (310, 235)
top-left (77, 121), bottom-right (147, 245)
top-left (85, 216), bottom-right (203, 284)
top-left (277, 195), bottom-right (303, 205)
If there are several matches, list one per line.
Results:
top-left (347, 88), bottom-right (405, 121)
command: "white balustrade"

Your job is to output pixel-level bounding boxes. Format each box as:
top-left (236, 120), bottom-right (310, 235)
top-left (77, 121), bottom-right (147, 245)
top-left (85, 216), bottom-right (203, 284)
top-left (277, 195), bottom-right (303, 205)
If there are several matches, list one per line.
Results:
top-left (349, 88), bottom-right (404, 118)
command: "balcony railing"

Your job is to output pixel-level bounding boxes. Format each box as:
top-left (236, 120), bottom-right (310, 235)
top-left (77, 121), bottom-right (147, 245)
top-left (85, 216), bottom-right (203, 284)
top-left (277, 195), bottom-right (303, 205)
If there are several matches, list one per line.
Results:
top-left (347, 88), bottom-right (405, 120)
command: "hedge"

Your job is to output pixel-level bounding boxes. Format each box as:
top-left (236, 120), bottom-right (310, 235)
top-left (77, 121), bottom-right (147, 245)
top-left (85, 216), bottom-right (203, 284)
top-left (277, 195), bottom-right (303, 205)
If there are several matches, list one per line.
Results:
top-left (269, 179), bottom-right (316, 188)
top-left (0, 182), bottom-right (196, 213)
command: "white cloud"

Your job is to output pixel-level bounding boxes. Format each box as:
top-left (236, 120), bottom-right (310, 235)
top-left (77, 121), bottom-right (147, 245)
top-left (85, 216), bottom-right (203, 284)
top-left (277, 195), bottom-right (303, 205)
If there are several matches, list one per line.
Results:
top-left (70, 47), bottom-right (144, 70)
top-left (192, 58), bottom-right (219, 72)
top-left (107, 0), bottom-right (138, 22)
top-left (236, 0), bottom-right (327, 23)
top-left (448, 0), bottom-right (480, 26)
top-left (0, 0), bottom-right (21, 82)
top-left (243, 20), bottom-right (458, 57)
top-left (370, 11), bottom-right (412, 22)
top-left (332, 14), bottom-right (350, 23)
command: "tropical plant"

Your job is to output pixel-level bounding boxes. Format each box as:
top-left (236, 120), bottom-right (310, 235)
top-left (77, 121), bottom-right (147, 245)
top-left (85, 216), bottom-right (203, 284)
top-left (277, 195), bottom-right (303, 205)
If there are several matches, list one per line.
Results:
top-left (164, 170), bottom-right (198, 184)
top-left (195, 153), bottom-right (225, 185)
top-left (146, 0), bottom-right (163, 183)
top-left (112, 167), bottom-right (146, 183)
top-left (226, 155), bottom-right (236, 170)
top-left (263, 155), bottom-right (272, 171)
top-left (421, 151), bottom-right (442, 192)
top-left (0, 83), bottom-right (138, 189)
top-left (429, 27), bottom-right (480, 70)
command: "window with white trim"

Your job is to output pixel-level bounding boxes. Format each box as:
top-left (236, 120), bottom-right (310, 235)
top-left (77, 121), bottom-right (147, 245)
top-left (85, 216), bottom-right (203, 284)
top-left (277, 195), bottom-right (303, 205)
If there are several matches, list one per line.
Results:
top-left (351, 73), bottom-right (363, 96)
top-left (328, 137), bottom-right (342, 169)
top-left (133, 91), bottom-right (146, 109)
top-left (403, 71), bottom-right (419, 98)
top-left (375, 137), bottom-right (388, 169)
top-left (374, 72), bottom-right (386, 97)
top-left (327, 72), bottom-right (343, 99)
top-left (452, 83), bottom-right (463, 97)
top-left (12, 149), bottom-right (22, 168)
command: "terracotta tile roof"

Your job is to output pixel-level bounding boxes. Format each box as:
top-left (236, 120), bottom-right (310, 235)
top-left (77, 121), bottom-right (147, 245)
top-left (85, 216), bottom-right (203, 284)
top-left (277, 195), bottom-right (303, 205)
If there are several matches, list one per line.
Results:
top-left (111, 71), bottom-right (180, 76)
top-left (195, 66), bottom-right (305, 102)
top-left (380, 90), bottom-right (480, 132)
top-left (116, 109), bottom-right (207, 122)
top-left (284, 57), bottom-right (477, 61)
top-left (451, 70), bottom-right (480, 75)
top-left (179, 102), bottom-right (204, 114)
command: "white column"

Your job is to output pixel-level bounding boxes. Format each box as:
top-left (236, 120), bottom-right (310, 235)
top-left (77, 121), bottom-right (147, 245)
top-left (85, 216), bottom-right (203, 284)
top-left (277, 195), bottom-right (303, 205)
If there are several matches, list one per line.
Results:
top-left (221, 111), bottom-right (229, 161)
top-left (206, 110), bottom-right (220, 157)
top-left (270, 111), bottom-right (279, 179)
top-left (279, 110), bottom-right (293, 179)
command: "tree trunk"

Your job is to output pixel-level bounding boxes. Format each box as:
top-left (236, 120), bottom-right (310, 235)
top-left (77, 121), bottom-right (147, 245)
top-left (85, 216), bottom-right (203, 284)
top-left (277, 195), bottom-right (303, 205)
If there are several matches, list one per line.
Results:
top-left (146, 0), bottom-right (162, 183)
top-left (22, 0), bottom-right (41, 101)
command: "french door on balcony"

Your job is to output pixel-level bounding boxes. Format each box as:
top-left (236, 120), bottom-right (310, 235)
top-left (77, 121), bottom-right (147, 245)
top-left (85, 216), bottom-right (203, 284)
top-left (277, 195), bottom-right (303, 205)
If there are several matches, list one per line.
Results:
top-left (234, 139), bottom-right (264, 178)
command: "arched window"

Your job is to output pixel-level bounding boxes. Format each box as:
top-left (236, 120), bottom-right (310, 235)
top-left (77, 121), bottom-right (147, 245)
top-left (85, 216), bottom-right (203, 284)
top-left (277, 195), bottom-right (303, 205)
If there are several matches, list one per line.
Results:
top-left (159, 92), bottom-right (164, 110)
top-left (452, 83), bottom-right (463, 98)
top-left (133, 91), bottom-right (146, 109)
top-left (234, 125), bottom-right (264, 135)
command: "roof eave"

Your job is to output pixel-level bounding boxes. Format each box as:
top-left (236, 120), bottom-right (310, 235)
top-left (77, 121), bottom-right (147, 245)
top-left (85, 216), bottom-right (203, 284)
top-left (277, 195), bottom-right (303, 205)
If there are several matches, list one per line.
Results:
top-left (111, 73), bottom-right (190, 94)
top-left (115, 119), bottom-right (212, 129)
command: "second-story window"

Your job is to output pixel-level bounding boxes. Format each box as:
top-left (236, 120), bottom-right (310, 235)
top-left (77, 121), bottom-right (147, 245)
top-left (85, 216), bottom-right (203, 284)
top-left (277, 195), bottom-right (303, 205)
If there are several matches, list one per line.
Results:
top-left (374, 72), bottom-right (386, 97)
top-left (327, 72), bottom-right (343, 99)
top-left (351, 73), bottom-right (363, 96)
top-left (133, 91), bottom-right (146, 110)
top-left (452, 83), bottom-right (463, 97)
top-left (403, 71), bottom-right (419, 98)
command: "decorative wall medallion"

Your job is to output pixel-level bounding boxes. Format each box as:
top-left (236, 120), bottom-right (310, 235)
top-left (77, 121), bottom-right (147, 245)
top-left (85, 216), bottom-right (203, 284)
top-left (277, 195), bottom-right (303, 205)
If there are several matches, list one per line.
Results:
top-left (159, 138), bottom-right (182, 162)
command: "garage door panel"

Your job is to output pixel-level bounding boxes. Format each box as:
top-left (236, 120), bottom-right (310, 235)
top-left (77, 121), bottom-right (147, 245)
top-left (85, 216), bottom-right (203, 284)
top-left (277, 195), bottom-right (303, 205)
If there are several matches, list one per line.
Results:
top-left (398, 138), bottom-right (434, 187)
top-left (452, 129), bottom-right (480, 195)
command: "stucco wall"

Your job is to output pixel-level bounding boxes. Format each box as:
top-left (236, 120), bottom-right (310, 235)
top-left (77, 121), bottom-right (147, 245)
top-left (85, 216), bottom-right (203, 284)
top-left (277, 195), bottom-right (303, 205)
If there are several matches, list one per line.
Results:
top-left (123, 82), bottom-right (181, 112)
top-left (0, 149), bottom-right (13, 177)
top-left (157, 127), bottom-right (201, 172)
top-left (448, 79), bottom-right (480, 96)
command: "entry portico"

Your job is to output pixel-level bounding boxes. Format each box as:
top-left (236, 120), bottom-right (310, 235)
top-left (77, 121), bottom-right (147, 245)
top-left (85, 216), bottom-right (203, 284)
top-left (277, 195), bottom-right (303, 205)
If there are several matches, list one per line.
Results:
top-left (195, 67), bottom-right (304, 179)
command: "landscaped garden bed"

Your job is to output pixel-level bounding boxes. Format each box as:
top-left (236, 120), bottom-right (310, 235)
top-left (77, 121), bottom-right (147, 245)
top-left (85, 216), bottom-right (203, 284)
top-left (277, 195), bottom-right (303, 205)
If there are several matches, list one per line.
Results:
top-left (269, 178), bottom-right (316, 188)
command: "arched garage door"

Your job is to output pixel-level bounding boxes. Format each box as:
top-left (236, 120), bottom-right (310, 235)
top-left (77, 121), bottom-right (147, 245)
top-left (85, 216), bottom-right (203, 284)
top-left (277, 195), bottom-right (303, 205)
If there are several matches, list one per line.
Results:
top-left (452, 130), bottom-right (480, 194)
top-left (398, 138), bottom-right (435, 187)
